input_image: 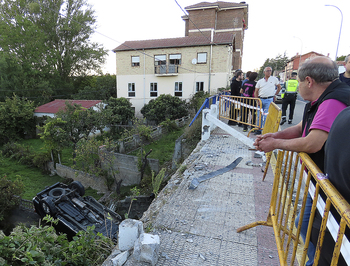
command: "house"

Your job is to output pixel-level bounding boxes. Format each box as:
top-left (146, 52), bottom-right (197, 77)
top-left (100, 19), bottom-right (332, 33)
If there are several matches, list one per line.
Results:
top-left (34, 99), bottom-right (103, 118)
top-left (34, 99), bottom-right (106, 136)
top-left (285, 51), bottom-right (325, 79)
top-left (113, 1), bottom-right (248, 115)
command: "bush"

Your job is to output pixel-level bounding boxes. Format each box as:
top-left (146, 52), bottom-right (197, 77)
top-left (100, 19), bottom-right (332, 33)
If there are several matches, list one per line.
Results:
top-left (188, 91), bottom-right (210, 114)
top-left (141, 94), bottom-right (188, 124)
top-left (0, 176), bottom-right (24, 221)
top-left (1, 142), bottom-right (51, 173)
top-left (160, 118), bottom-right (178, 132)
top-left (0, 217), bottom-right (114, 265)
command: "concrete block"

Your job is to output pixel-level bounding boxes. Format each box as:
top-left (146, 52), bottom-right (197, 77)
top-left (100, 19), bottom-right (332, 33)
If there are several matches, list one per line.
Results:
top-left (118, 219), bottom-right (144, 251)
top-left (111, 250), bottom-right (129, 266)
top-left (133, 233), bottom-right (160, 266)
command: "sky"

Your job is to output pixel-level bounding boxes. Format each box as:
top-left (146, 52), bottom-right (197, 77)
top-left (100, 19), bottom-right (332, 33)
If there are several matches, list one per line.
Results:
top-left (87, 0), bottom-right (350, 75)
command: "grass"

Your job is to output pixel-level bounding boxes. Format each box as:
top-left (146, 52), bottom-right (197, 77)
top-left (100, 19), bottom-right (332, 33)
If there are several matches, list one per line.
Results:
top-left (2, 126), bottom-right (188, 201)
top-left (128, 128), bottom-right (185, 165)
top-left (1, 138), bottom-right (101, 200)
top-left (0, 155), bottom-right (65, 200)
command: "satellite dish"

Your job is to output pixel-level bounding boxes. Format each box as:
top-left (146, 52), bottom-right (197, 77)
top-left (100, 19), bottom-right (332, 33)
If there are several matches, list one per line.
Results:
top-left (192, 58), bottom-right (197, 65)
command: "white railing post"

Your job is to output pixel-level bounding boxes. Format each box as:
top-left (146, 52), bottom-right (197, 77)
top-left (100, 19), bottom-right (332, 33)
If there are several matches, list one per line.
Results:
top-left (202, 109), bottom-right (210, 141)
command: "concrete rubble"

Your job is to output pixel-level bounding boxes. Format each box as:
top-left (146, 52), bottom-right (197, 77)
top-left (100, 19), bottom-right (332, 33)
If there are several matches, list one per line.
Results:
top-left (102, 219), bottom-right (160, 266)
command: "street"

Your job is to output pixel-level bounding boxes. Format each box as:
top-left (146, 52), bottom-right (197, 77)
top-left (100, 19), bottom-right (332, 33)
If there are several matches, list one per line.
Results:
top-left (275, 97), bottom-right (307, 130)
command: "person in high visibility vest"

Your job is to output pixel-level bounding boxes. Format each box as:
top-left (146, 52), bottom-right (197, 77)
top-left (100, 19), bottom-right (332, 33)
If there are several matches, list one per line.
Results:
top-left (280, 72), bottom-right (299, 125)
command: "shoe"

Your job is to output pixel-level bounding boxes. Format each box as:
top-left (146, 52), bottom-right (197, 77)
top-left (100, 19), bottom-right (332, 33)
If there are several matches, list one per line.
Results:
top-left (243, 127), bottom-right (248, 132)
top-left (254, 130), bottom-right (262, 135)
top-left (238, 123), bottom-right (243, 127)
top-left (280, 118), bottom-right (286, 125)
top-left (228, 121), bottom-right (237, 125)
top-left (288, 120), bottom-right (292, 124)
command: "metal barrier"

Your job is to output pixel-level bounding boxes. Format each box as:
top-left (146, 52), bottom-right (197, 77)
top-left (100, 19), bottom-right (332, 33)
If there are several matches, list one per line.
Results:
top-left (261, 102), bottom-right (282, 181)
top-left (189, 91), bottom-right (229, 127)
top-left (237, 150), bottom-right (350, 265)
top-left (219, 95), bottom-right (263, 134)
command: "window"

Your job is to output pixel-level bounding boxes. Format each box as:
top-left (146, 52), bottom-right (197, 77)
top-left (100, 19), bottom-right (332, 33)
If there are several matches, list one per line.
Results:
top-left (131, 56), bottom-right (140, 67)
top-left (169, 54), bottom-right (181, 65)
top-left (128, 83), bottom-right (135, 97)
top-left (197, 52), bottom-right (207, 64)
top-left (150, 83), bottom-right (157, 97)
top-left (154, 55), bottom-right (166, 66)
top-left (196, 82), bottom-right (204, 92)
top-left (175, 82), bottom-right (182, 97)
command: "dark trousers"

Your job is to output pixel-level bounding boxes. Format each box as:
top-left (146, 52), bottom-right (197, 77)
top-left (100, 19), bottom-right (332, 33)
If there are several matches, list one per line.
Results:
top-left (281, 93), bottom-right (297, 120)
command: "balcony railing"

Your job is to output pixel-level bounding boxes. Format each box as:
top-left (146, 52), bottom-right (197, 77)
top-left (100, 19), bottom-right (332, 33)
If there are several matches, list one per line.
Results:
top-left (154, 64), bottom-right (179, 75)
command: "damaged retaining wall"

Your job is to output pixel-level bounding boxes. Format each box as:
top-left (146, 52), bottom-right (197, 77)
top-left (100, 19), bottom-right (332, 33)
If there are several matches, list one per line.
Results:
top-left (55, 152), bottom-right (159, 193)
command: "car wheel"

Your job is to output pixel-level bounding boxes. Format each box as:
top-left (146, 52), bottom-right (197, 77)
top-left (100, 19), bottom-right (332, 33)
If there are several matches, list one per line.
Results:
top-left (40, 196), bottom-right (57, 217)
top-left (68, 181), bottom-right (85, 196)
top-left (49, 187), bottom-right (66, 199)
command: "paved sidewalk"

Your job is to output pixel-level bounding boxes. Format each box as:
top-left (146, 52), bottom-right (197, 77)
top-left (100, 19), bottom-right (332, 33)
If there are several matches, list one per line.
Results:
top-left (127, 125), bottom-right (280, 266)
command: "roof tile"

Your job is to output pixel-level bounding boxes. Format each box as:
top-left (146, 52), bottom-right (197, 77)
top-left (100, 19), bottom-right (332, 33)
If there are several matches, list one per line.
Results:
top-left (113, 33), bottom-right (234, 52)
top-left (35, 99), bottom-right (102, 114)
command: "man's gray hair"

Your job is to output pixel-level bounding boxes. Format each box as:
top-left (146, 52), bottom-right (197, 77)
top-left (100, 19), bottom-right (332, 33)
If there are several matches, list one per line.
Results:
top-left (345, 54), bottom-right (350, 64)
top-left (264, 66), bottom-right (272, 72)
top-left (298, 58), bottom-right (338, 83)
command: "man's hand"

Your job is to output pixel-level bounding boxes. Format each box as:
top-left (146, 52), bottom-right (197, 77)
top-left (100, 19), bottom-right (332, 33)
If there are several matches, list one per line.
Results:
top-left (255, 137), bottom-right (276, 152)
top-left (253, 133), bottom-right (276, 152)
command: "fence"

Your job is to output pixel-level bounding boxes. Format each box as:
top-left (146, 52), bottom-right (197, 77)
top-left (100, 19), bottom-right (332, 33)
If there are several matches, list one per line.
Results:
top-left (237, 150), bottom-right (350, 265)
top-left (218, 95), bottom-right (263, 134)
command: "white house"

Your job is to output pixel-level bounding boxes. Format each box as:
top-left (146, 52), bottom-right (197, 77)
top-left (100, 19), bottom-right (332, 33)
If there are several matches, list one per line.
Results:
top-left (113, 1), bottom-right (248, 115)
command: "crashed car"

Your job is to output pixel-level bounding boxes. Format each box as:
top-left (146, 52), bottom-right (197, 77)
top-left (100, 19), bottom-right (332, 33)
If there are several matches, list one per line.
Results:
top-left (33, 181), bottom-right (122, 242)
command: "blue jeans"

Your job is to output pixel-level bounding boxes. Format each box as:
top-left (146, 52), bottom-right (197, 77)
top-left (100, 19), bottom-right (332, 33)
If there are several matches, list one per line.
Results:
top-left (295, 194), bottom-right (316, 266)
top-left (258, 98), bottom-right (274, 128)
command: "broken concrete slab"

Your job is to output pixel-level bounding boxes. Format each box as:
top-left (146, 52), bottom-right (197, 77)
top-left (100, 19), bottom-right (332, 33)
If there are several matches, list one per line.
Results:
top-left (111, 250), bottom-right (130, 266)
top-left (118, 219), bottom-right (144, 251)
top-left (133, 233), bottom-right (160, 266)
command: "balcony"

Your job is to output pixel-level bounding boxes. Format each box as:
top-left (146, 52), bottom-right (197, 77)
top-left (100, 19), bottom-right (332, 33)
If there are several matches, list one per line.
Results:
top-left (154, 64), bottom-right (179, 76)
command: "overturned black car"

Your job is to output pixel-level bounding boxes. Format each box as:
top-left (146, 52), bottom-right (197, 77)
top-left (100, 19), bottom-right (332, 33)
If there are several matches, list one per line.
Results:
top-left (33, 181), bottom-right (122, 242)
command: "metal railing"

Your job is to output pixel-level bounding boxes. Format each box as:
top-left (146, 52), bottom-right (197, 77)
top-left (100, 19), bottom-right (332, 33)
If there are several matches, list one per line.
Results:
top-left (237, 150), bottom-right (350, 265)
top-left (218, 95), bottom-right (263, 134)
top-left (154, 65), bottom-right (179, 75)
top-left (189, 91), bottom-right (229, 127)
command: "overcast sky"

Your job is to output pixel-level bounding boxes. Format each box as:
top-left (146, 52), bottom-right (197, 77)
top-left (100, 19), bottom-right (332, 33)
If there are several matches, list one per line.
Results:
top-left (88, 0), bottom-right (350, 74)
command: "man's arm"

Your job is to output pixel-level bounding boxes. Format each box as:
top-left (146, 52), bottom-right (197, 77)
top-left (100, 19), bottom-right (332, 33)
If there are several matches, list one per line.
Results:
top-left (254, 87), bottom-right (259, 98)
top-left (256, 128), bottom-right (328, 153)
top-left (275, 83), bottom-right (282, 95)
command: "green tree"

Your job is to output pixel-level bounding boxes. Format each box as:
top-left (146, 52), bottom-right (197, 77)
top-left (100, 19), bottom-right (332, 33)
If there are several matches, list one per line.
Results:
top-left (258, 53), bottom-right (290, 78)
top-left (0, 176), bottom-right (24, 221)
top-left (0, 0), bottom-right (107, 101)
top-left (72, 74), bottom-right (117, 100)
top-left (141, 94), bottom-right (189, 124)
top-left (37, 117), bottom-right (69, 163)
top-left (0, 95), bottom-right (36, 144)
top-left (337, 55), bottom-right (346, 61)
top-left (39, 101), bottom-right (104, 162)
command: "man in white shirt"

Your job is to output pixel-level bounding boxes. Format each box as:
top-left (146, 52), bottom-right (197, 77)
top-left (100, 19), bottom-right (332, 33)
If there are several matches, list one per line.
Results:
top-left (254, 67), bottom-right (281, 134)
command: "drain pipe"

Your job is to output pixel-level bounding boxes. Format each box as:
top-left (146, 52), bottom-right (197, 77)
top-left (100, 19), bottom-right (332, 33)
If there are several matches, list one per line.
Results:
top-left (208, 29), bottom-right (214, 94)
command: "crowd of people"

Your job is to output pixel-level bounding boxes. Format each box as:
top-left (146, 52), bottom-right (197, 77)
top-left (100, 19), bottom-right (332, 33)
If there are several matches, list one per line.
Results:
top-left (234, 55), bottom-right (350, 265)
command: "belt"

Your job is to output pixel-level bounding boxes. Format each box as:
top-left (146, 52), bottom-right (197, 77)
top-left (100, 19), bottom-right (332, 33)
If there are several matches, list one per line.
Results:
top-left (260, 96), bottom-right (274, 99)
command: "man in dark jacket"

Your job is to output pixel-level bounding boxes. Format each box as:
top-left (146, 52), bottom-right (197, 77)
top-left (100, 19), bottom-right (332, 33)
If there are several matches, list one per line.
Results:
top-left (228, 70), bottom-right (243, 125)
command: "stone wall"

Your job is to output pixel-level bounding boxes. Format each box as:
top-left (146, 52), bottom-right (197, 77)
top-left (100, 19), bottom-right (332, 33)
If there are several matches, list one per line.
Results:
top-left (55, 164), bottom-right (109, 193)
top-left (100, 151), bottom-right (159, 187)
top-left (55, 152), bottom-right (159, 192)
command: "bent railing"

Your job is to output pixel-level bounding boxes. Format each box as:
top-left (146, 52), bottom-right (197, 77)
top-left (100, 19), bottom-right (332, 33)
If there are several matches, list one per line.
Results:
top-left (237, 150), bottom-right (350, 265)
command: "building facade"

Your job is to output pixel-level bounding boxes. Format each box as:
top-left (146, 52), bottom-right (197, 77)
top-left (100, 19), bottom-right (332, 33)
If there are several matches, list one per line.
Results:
top-left (285, 51), bottom-right (325, 79)
top-left (113, 1), bottom-right (248, 115)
